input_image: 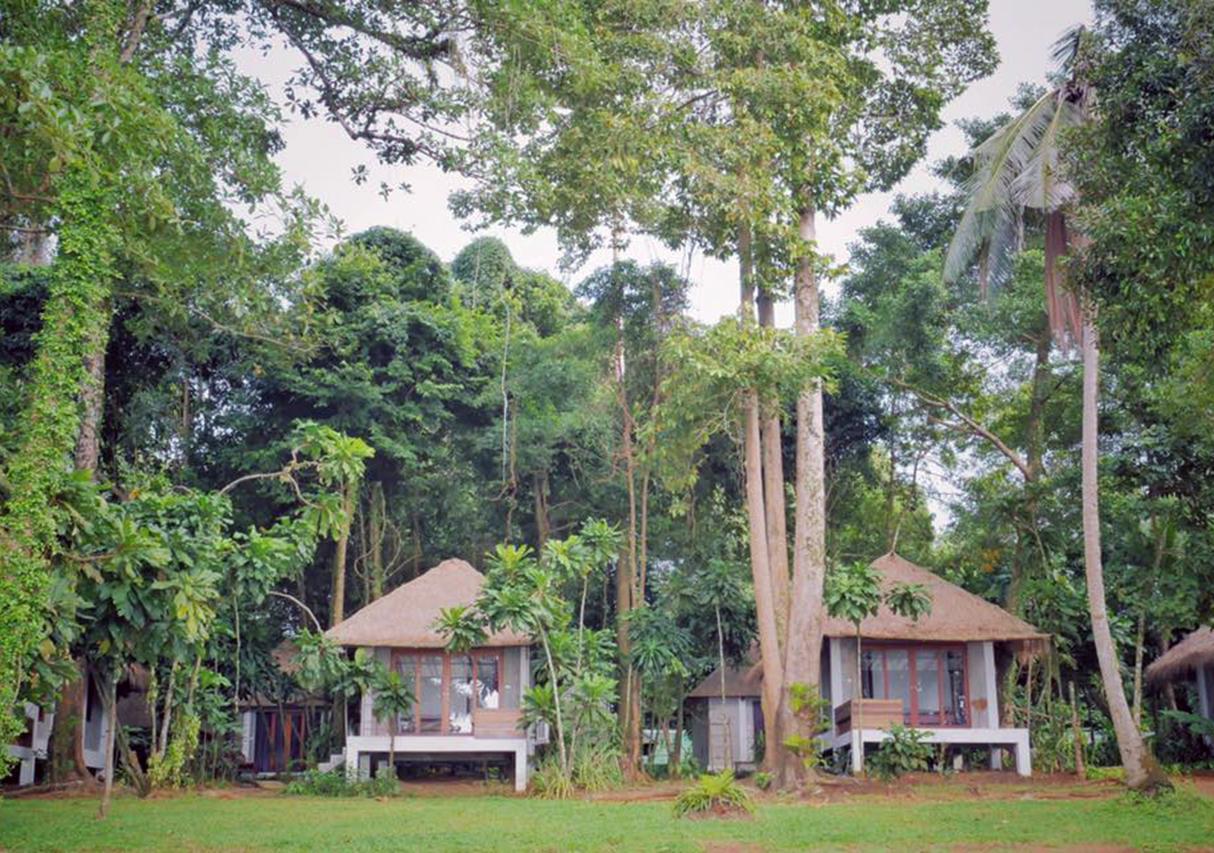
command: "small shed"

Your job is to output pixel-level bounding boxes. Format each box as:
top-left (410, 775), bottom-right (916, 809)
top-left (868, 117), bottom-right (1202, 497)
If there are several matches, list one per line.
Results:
top-left (685, 552), bottom-right (1048, 775)
top-left (325, 558), bottom-right (535, 791)
top-left (1146, 627), bottom-right (1214, 724)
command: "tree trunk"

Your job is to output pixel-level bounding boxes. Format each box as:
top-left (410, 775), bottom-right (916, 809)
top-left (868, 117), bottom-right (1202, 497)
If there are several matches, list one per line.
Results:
top-left (780, 204), bottom-right (828, 785)
top-left (612, 247), bottom-right (643, 776)
top-left (738, 226), bottom-right (783, 770)
top-left (367, 481), bottom-right (386, 602)
top-left (97, 672), bottom-right (118, 819)
top-left (73, 320), bottom-right (107, 474)
top-left (330, 482), bottom-right (358, 627)
top-left (50, 659), bottom-right (94, 784)
top-left (1079, 313), bottom-right (1170, 793)
top-left (757, 291), bottom-right (791, 644)
top-left (533, 472), bottom-right (550, 552)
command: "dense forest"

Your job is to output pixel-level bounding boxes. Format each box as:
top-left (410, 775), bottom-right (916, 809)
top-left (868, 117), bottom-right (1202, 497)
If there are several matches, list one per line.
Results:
top-left (1, 0), bottom-right (1213, 809)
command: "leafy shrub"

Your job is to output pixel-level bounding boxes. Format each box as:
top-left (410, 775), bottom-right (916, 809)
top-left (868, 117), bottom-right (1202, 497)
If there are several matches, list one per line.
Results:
top-left (529, 756), bottom-right (576, 800)
top-left (673, 770), bottom-right (754, 818)
top-left (283, 768), bottom-right (398, 798)
top-left (868, 724), bottom-right (932, 780)
top-left (753, 771), bottom-right (773, 791)
top-left (783, 682), bottom-right (830, 773)
top-left (572, 745), bottom-right (624, 793)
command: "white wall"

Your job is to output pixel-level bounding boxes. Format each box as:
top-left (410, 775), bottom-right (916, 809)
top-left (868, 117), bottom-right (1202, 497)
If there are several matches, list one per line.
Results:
top-left (966, 641), bottom-right (999, 728)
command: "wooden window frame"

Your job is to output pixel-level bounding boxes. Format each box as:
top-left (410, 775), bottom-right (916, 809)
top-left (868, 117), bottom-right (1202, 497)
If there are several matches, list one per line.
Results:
top-left (390, 648), bottom-right (506, 736)
top-left (860, 642), bottom-right (971, 728)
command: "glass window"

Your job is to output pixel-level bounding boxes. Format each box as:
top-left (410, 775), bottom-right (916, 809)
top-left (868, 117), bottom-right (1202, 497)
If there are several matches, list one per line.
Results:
top-left (946, 650), bottom-right (967, 725)
top-left (502, 647), bottom-right (521, 710)
top-left (394, 654), bottom-right (417, 732)
top-left (419, 655), bottom-right (444, 732)
top-left (449, 656), bottom-right (473, 733)
top-left (861, 650), bottom-right (885, 700)
top-left (915, 650), bottom-right (942, 725)
top-left (476, 656), bottom-right (500, 709)
top-left (886, 650), bottom-right (911, 722)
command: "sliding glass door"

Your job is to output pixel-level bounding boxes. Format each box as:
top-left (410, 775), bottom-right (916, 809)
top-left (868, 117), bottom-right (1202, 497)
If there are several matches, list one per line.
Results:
top-left (861, 644), bottom-right (968, 727)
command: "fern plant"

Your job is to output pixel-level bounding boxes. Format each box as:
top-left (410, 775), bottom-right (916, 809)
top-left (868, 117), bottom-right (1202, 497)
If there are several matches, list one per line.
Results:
top-left (673, 770), bottom-right (754, 818)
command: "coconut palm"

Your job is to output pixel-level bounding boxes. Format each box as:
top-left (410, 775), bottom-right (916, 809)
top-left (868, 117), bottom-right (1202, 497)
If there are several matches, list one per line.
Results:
top-left (945, 29), bottom-right (1169, 792)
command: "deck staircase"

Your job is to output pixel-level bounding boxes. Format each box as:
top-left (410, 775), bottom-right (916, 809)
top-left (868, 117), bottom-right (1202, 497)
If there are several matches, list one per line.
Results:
top-left (316, 749), bottom-right (346, 773)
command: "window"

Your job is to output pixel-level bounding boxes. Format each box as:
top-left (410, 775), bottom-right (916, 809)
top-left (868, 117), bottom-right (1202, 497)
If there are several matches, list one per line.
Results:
top-left (860, 644), bottom-right (968, 727)
top-left (476, 656), bottom-right (500, 710)
top-left (449, 656), bottom-right (473, 733)
top-left (390, 648), bottom-right (515, 735)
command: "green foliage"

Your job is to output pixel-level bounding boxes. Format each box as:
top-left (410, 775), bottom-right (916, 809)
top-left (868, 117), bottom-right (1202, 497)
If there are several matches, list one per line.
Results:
top-left (148, 714), bottom-right (201, 789)
top-left (825, 562), bottom-right (884, 627)
top-left (673, 770), bottom-right (754, 819)
top-left (868, 724), bottom-right (934, 781)
top-left (753, 771), bottom-right (773, 791)
top-left (783, 682), bottom-right (831, 772)
top-left (282, 769), bottom-right (398, 798)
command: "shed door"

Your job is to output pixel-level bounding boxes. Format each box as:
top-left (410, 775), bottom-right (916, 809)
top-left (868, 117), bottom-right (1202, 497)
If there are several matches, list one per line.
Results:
top-left (708, 703), bottom-right (734, 771)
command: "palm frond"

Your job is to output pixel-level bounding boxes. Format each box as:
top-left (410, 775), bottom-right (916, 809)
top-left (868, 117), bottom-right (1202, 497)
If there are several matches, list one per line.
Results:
top-left (944, 90), bottom-right (1061, 289)
top-left (1013, 94), bottom-right (1082, 212)
top-left (1051, 25), bottom-right (1086, 75)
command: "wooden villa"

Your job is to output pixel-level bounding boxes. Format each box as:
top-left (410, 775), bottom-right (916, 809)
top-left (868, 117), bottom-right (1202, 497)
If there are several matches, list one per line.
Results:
top-left (324, 558), bottom-right (534, 791)
top-left (686, 552), bottom-right (1048, 776)
top-left (1146, 626), bottom-right (1214, 727)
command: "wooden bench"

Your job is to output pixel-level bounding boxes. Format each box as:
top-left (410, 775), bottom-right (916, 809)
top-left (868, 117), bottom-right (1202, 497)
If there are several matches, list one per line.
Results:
top-left (833, 699), bottom-right (904, 733)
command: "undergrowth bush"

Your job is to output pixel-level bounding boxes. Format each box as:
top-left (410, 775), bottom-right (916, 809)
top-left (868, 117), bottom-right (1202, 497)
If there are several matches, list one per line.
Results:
top-left (673, 770), bottom-right (754, 818)
top-left (283, 768), bottom-right (398, 798)
top-left (753, 771), bottom-right (773, 791)
top-left (868, 724), bottom-right (932, 780)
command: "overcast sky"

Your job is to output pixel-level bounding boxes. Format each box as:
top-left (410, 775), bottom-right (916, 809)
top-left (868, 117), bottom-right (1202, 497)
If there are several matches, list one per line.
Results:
top-left (246, 1), bottom-right (1094, 326)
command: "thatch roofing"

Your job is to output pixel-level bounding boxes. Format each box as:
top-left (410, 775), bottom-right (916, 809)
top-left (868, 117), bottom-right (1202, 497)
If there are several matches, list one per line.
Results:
top-left (1146, 627), bottom-right (1214, 686)
top-left (688, 658), bottom-right (762, 699)
top-left (687, 552), bottom-right (1047, 700)
top-left (325, 558), bottom-right (529, 648)
top-left (823, 553), bottom-right (1048, 643)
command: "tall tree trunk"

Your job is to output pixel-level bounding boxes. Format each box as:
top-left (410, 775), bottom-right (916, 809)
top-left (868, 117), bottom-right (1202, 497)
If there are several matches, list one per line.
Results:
top-left (367, 481), bottom-right (386, 602)
top-left (780, 204), bottom-right (828, 785)
top-left (533, 472), bottom-right (550, 552)
top-left (1079, 312), bottom-right (1169, 793)
top-left (330, 482), bottom-right (358, 627)
top-left (757, 291), bottom-right (790, 643)
top-left (738, 226), bottom-right (783, 767)
top-left (611, 244), bottom-right (643, 776)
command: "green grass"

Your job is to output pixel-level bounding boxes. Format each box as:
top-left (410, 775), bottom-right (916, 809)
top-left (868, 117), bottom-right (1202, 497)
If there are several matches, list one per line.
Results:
top-left (1, 787), bottom-right (1211, 851)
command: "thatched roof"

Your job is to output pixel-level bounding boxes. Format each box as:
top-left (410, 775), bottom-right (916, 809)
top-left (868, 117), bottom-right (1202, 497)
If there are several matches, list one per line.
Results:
top-left (325, 558), bottom-right (529, 648)
top-left (687, 553), bottom-right (1046, 700)
top-left (1146, 627), bottom-right (1214, 686)
top-left (823, 553), bottom-right (1047, 643)
top-left (687, 657), bottom-right (762, 699)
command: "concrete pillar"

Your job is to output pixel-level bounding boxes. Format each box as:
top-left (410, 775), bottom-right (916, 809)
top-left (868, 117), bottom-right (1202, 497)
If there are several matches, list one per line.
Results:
top-left (1014, 735), bottom-right (1031, 777)
top-left (851, 728), bottom-right (863, 773)
top-left (514, 745), bottom-right (528, 793)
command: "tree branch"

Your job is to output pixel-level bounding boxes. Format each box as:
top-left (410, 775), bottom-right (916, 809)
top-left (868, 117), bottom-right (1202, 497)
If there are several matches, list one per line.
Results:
top-left (890, 376), bottom-right (1032, 480)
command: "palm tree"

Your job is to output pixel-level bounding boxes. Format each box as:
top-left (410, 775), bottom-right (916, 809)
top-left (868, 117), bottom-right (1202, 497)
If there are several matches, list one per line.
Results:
top-left (371, 669), bottom-right (414, 784)
top-left (945, 29), bottom-right (1169, 792)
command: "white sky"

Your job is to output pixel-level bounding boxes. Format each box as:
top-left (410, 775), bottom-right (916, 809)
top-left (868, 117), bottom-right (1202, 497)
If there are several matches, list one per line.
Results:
top-left (246, 0), bottom-right (1094, 326)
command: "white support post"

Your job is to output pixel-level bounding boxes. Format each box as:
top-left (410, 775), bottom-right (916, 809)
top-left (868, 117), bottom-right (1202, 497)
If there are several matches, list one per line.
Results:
top-left (1014, 732), bottom-right (1031, 777)
top-left (514, 744), bottom-right (528, 793)
top-left (829, 639), bottom-right (844, 738)
top-left (851, 727), bottom-right (862, 774)
top-left (983, 641), bottom-right (999, 727)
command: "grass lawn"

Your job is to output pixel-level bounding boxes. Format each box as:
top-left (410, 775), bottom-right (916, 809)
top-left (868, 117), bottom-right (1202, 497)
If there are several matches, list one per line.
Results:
top-left (2, 783), bottom-right (1213, 852)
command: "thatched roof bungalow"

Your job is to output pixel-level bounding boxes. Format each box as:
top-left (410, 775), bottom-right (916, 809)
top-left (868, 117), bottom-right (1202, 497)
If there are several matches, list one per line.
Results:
top-left (1146, 627), bottom-right (1214, 725)
top-left (322, 558), bottom-right (535, 791)
top-left (686, 552), bottom-right (1047, 776)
